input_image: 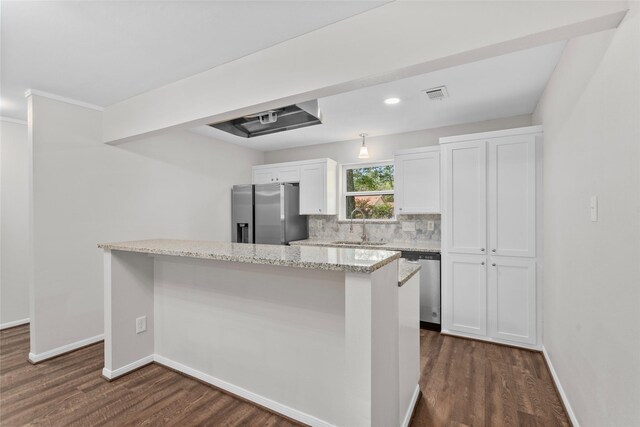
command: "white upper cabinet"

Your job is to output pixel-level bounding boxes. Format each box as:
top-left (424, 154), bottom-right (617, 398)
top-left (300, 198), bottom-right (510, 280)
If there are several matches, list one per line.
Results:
top-left (252, 165), bottom-right (300, 184)
top-left (252, 168), bottom-right (275, 184)
top-left (300, 163), bottom-right (325, 214)
top-left (394, 147), bottom-right (440, 215)
top-left (253, 159), bottom-right (337, 215)
top-left (443, 141), bottom-right (487, 255)
top-left (488, 135), bottom-right (536, 257)
top-left (488, 257), bottom-right (536, 345)
top-left (275, 165), bottom-right (301, 183)
top-left (299, 160), bottom-right (337, 215)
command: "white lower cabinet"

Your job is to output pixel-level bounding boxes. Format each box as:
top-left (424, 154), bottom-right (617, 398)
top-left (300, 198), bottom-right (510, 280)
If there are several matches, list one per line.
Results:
top-left (488, 258), bottom-right (536, 345)
top-left (445, 254), bottom-right (537, 346)
top-left (444, 254), bottom-right (487, 337)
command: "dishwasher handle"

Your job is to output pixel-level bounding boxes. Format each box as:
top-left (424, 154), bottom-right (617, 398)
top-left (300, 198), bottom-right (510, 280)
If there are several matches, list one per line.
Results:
top-left (401, 250), bottom-right (441, 261)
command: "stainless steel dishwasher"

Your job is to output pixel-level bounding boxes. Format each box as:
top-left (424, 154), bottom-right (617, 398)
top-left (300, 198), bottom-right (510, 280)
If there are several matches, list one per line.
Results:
top-left (402, 251), bottom-right (441, 331)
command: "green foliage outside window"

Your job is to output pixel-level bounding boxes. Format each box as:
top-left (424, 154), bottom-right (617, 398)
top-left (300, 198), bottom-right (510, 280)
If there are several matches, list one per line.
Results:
top-left (345, 165), bottom-right (394, 219)
top-left (346, 165), bottom-right (394, 192)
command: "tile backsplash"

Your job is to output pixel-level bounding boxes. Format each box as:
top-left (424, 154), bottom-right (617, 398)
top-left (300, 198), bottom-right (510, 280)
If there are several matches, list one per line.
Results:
top-left (307, 214), bottom-right (441, 243)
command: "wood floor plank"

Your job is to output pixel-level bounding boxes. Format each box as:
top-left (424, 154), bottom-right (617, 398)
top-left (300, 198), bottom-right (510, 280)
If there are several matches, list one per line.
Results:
top-left (484, 359), bottom-right (519, 427)
top-left (450, 339), bottom-right (485, 427)
top-left (0, 325), bottom-right (570, 426)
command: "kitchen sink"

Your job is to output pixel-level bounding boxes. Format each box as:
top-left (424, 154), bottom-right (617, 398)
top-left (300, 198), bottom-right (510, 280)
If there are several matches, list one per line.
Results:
top-left (331, 241), bottom-right (386, 246)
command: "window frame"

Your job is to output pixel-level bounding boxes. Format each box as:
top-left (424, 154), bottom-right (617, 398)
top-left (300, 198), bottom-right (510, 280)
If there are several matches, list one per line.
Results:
top-left (339, 160), bottom-right (396, 221)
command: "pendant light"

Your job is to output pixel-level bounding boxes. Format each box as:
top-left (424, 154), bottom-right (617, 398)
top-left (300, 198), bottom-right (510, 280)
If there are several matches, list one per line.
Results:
top-left (358, 133), bottom-right (370, 159)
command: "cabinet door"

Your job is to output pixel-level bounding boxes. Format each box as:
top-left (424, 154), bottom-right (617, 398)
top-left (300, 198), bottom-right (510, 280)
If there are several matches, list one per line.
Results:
top-left (444, 141), bottom-right (487, 254)
top-left (443, 254), bottom-right (487, 336)
top-left (488, 136), bottom-right (536, 257)
top-left (276, 166), bottom-right (300, 183)
top-left (299, 163), bottom-right (326, 214)
top-left (253, 169), bottom-right (275, 184)
top-left (488, 258), bottom-right (536, 345)
top-left (395, 151), bottom-right (440, 215)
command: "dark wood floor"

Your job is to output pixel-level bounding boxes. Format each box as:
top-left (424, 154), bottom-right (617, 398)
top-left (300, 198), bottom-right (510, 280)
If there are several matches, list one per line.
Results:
top-left (0, 325), bottom-right (570, 426)
top-left (411, 331), bottom-right (570, 427)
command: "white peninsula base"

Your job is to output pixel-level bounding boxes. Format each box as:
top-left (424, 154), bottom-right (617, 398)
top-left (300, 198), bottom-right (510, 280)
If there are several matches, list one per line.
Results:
top-left (99, 240), bottom-right (420, 427)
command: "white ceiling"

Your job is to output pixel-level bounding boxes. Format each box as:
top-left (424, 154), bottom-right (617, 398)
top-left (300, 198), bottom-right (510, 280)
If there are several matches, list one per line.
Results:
top-left (192, 41), bottom-right (566, 151)
top-left (0, 0), bottom-right (386, 121)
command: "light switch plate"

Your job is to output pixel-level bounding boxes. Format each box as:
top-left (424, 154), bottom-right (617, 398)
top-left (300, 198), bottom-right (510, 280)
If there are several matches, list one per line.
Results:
top-left (402, 221), bottom-right (416, 232)
top-left (590, 196), bottom-right (598, 222)
top-left (427, 221), bottom-right (435, 231)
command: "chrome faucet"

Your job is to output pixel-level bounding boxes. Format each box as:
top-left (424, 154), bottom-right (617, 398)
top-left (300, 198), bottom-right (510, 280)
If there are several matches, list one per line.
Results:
top-left (349, 208), bottom-right (367, 242)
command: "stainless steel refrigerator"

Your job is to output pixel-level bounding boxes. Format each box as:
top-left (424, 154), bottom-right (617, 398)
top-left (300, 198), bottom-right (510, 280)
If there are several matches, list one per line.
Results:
top-left (231, 183), bottom-right (308, 245)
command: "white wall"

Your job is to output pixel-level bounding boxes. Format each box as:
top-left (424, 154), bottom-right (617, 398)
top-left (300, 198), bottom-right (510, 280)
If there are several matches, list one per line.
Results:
top-left (0, 120), bottom-right (30, 327)
top-left (265, 115), bottom-right (531, 164)
top-left (29, 95), bottom-right (263, 356)
top-left (532, 4), bottom-right (640, 426)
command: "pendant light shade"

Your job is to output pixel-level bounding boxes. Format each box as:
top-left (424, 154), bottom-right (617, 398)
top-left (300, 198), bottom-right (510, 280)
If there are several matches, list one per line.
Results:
top-left (358, 133), bottom-right (370, 159)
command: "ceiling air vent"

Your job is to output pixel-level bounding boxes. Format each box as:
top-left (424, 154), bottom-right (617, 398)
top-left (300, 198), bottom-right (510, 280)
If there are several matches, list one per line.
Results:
top-left (423, 86), bottom-right (449, 101)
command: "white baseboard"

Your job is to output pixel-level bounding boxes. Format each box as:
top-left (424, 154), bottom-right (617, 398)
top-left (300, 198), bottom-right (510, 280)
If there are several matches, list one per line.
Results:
top-left (542, 346), bottom-right (579, 427)
top-left (102, 355), bottom-right (154, 380)
top-left (28, 334), bottom-right (104, 364)
top-left (441, 329), bottom-right (542, 351)
top-left (0, 318), bottom-right (29, 330)
top-left (153, 354), bottom-right (335, 427)
top-left (401, 384), bottom-right (420, 427)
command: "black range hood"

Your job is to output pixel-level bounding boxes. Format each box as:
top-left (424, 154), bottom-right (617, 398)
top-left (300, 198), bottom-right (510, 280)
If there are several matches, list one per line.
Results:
top-left (209, 100), bottom-right (321, 138)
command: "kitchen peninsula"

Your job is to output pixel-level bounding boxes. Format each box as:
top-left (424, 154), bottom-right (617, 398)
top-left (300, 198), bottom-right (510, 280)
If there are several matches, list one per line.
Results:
top-left (98, 239), bottom-right (420, 427)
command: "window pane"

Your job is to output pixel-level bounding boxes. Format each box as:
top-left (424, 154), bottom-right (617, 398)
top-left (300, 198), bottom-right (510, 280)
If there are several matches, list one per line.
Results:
top-left (346, 195), bottom-right (394, 219)
top-left (346, 165), bottom-right (394, 192)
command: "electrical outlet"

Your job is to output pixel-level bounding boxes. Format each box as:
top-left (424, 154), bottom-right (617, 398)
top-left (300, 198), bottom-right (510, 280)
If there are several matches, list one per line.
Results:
top-left (427, 221), bottom-right (435, 231)
top-left (136, 316), bottom-right (147, 334)
top-left (401, 221), bottom-right (416, 232)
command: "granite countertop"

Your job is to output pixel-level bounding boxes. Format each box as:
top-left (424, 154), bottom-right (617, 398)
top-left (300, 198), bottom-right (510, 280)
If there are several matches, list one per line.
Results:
top-left (98, 239), bottom-right (401, 274)
top-left (289, 239), bottom-right (441, 253)
top-left (398, 259), bottom-right (421, 287)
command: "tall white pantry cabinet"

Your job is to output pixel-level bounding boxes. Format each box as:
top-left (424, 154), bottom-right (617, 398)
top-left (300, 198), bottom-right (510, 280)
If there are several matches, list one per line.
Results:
top-left (440, 126), bottom-right (543, 349)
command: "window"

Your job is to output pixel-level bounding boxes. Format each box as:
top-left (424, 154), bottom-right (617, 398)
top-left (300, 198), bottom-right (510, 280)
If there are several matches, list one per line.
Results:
top-left (342, 161), bottom-right (395, 220)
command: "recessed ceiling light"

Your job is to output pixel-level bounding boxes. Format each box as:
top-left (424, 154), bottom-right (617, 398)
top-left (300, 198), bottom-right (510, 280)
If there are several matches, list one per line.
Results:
top-left (384, 97), bottom-right (400, 105)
